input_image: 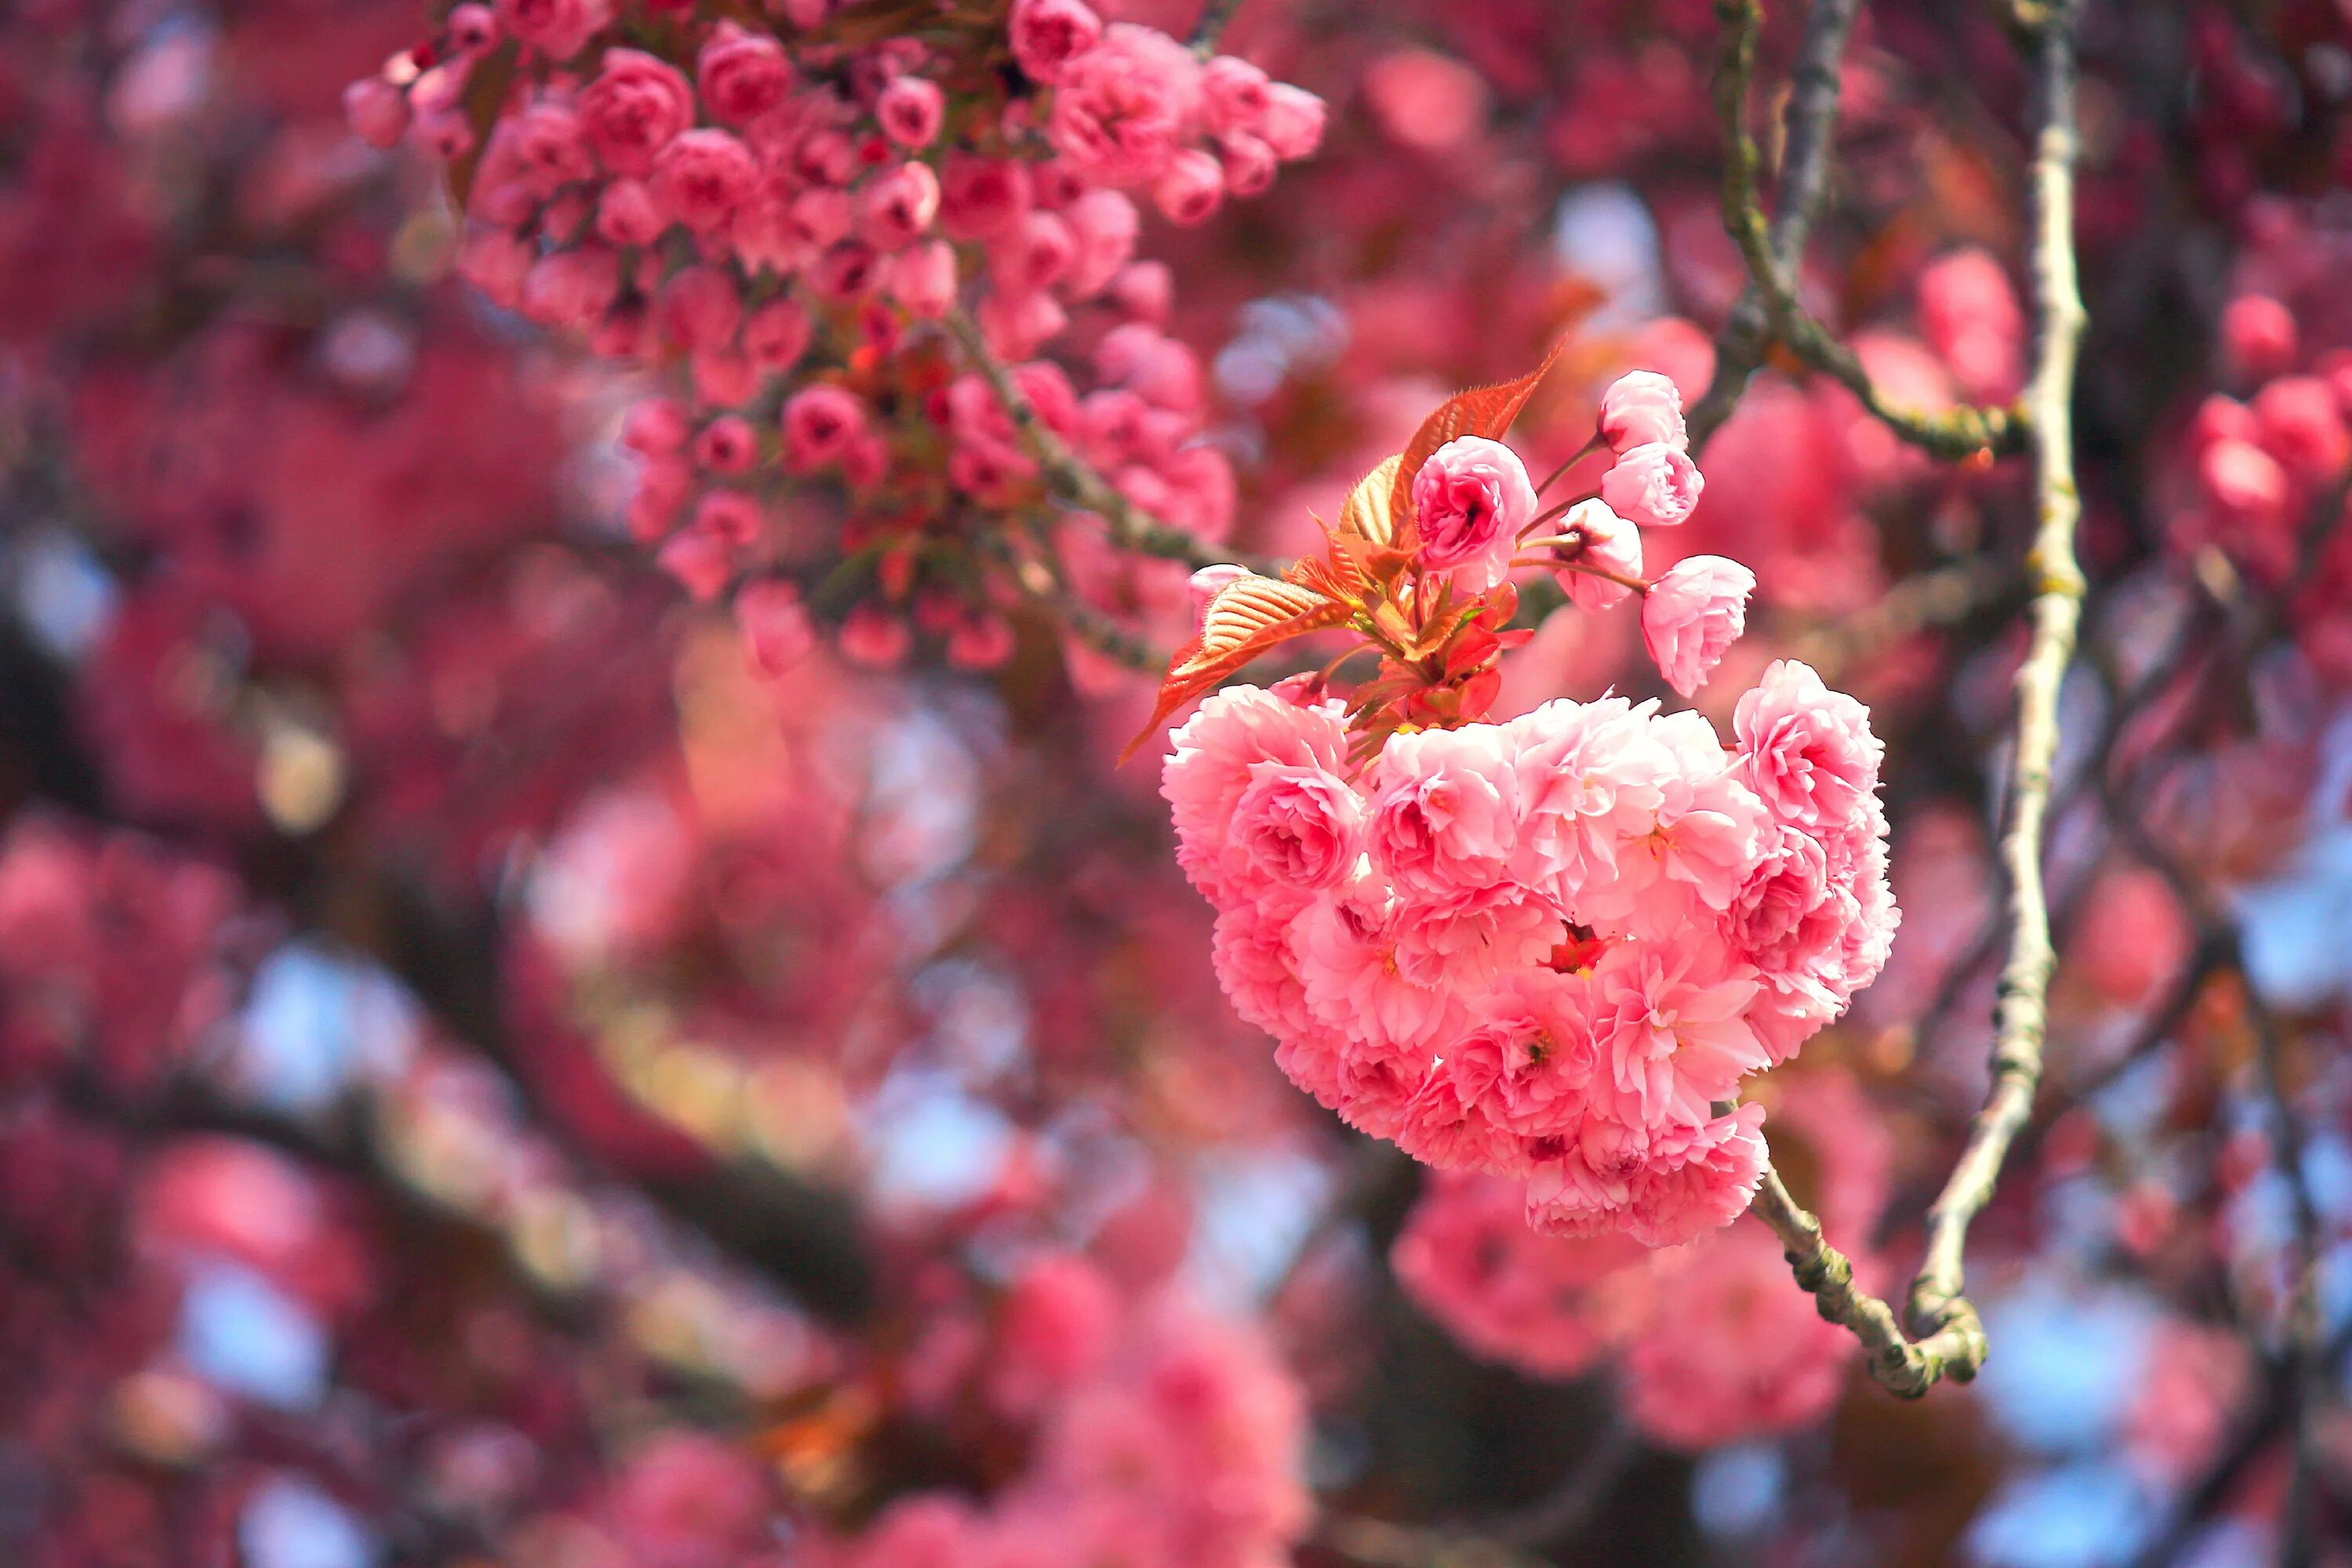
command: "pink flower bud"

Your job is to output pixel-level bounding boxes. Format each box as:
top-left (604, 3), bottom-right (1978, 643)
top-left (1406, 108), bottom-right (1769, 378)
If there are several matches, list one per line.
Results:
top-left (1218, 132), bottom-right (1276, 199)
top-left (447, 4), bottom-right (498, 51)
top-left (696, 21), bottom-right (795, 126)
top-left (656, 520), bottom-right (734, 601)
top-left (693, 416), bottom-right (760, 474)
top-left (1549, 499), bottom-right (1643, 611)
top-left (493, 0), bottom-right (608, 61)
top-left (577, 48), bottom-right (693, 178)
top-left (1641, 555), bottom-right (1754, 696)
top-left (807, 239), bottom-right (883, 302)
top-left (343, 78), bottom-right (410, 149)
top-left (1047, 24), bottom-right (1200, 188)
top-left (1600, 441), bottom-right (1704, 528)
top-left (938, 154), bottom-right (1031, 241)
top-left (742, 298), bottom-right (813, 371)
top-left (1059, 187), bottom-right (1139, 300)
top-left (654, 264), bottom-right (743, 350)
top-left (738, 579), bottom-right (816, 677)
top-left (1108, 261), bottom-right (1173, 323)
top-left (888, 239), bottom-right (957, 318)
top-left (1596, 370), bottom-right (1686, 454)
top-left (2222, 293), bottom-right (2296, 383)
top-left (1154, 148), bottom-right (1225, 226)
top-left (1260, 83), bottom-right (1326, 160)
top-left (649, 129), bottom-right (757, 234)
top-left (692, 488), bottom-right (764, 547)
top-left (1201, 56), bottom-right (1272, 136)
top-left (782, 385), bottom-right (869, 470)
top-left (1009, 0), bottom-right (1103, 86)
top-left (519, 246), bottom-right (622, 327)
top-left (877, 75), bottom-right (946, 148)
top-left (988, 211), bottom-right (1076, 294)
top-left (856, 160), bottom-right (941, 250)
top-left (838, 604), bottom-right (911, 667)
top-left (622, 398), bottom-right (691, 457)
top-left (1410, 436), bottom-right (1538, 593)
top-left (977, 288), bottom-right (1067, 359)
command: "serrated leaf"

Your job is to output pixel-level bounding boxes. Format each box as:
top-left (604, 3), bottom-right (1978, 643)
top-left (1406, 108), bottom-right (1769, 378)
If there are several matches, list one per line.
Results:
top-left (1386, 336), bottom-right (1572, 550)
top-left (1121, 575), bottom-right (1349, 761)
top-left (1338, 455), bottom-right (1404, 546)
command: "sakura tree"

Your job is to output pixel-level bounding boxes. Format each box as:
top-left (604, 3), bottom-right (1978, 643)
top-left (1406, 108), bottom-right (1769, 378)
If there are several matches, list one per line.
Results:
top-left (1, 0), bottom-right (2348, 1565)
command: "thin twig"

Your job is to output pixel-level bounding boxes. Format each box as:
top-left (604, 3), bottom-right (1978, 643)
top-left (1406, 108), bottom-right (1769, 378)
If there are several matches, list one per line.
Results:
top-left (1744, 0), bottom-right (2085, 1399)
top-left (1189, 0), bottom-right (1245, 52)
top-left (942, 308), bottom-right (1252, 573)
top-left (1905, 0), bottom-right (2087, 1361)
top-left (1687, 0), bottom-right (1864, 450)
top-left (1708, 0), bottom-right (2027, 461)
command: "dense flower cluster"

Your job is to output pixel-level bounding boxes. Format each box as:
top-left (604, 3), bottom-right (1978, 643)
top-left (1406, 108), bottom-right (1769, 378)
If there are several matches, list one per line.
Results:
top-left (1163, 651), bottom-right (1897, 1247)
top-left (347, 0), bottom-right (1323, 667)
top-left (1394, 1069), bottom-right (1893, 1447)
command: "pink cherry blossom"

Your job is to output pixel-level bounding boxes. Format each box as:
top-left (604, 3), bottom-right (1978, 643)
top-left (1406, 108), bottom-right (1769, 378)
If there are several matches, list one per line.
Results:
top-left (1008, 0), bottom-right (1104, 86)
top-left (1047, 24), bottom-right (1203, 189)
top-left (1600, 440), bottom-right (1704, 527)
top-left (1229, 764), bottom-right (1367, 892)
top-left (1597, 369), bottom-right (1687, 453)
top-left (577, 49), bottom-right (694, 177)
top-left (1366, 722), bottom-right (1519, 898)
top-left (1734, 659), bottom-right (1885, 836)
top-left (1640, 554), bottom-right (1753, 696)
top-left (1162, 684), bottom-right (1351, 902)
top-left (1410, 435), bottom-right (1538, 593)
top-left (1583, 943), bottom-right (1767, 1127)
top-left (1549, 498), bottom-right (1643, 611)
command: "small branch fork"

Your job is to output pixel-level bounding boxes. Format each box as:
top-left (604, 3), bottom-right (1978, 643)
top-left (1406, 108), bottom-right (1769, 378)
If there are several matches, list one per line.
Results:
top-left (1700, 0), bottom-right (2027, 461)
top-left (1741, 0), bottom-right (2087, 1397)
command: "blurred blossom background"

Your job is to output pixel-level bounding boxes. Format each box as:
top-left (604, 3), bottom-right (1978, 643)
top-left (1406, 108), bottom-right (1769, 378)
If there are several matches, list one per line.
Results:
top-left (0, 1), bottom-right (2349, 1566)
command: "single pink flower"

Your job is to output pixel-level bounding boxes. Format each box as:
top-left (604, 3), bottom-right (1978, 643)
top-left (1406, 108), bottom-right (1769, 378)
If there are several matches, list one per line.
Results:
top-left (1229, 764), bottom-right (1367, 892)
top-left (1410, 436), bottom-right (1538, 593)
top-left (649, 128), bottom-right (758, 233)
top-left (577, 49), bottom-right (692, 177)
top-left (1549, 498), bottom-right (1643, 611)
top-left (1161, 684), bottom-right (1350, 902)
top-left (695, 21), bottom-right (793, 126)
top-left (1367, 722), bottom-right (1519, 898)
top-left (1009, 0), bottom-right (1104, 85)
top-left (1600, 440), bottom-right (1704, 527)
top-left (780, 384), bottom-right (869, 470)
top-left (1733, 658), bottom-right (1885, 835)
top-left (1597, 369), bottom-right (1686, 453)
top-left (877, 75), bottom-right (946, 148)
top-left (1640, 554), bottom-right (1752, 696)
top-left (1047, 24), bottom-right (1202, 188)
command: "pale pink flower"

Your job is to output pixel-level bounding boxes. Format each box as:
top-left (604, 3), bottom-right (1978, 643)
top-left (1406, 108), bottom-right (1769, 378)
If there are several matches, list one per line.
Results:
top-left (1526, 1103), bottom-right (1767, 1247)
top-left (1229, 764), bottom-right (1367, 892)
top-left (887, 239), bottom-right (957, 318)
top-left (1259, 83), bottom-right (1327, 160)
top-left (1394, 1171), bottom-right (1652, 1380)
top-left (1391, 881), bottom-right (1564, 995)
top-left (1009, 0), bottom-right (1103, 85)
top-left (1584, 943), bottom-right (1766, 1127)
top-left (1367, 723), bottom-right (1519, 898)
top-left (1597, 370), bottom-right (1686, 453)
top-left (1162, 684), bottom-right (1350, 901)
top-left (1507, 695), bottom-right (1669, 903)
top-left (1600, 440), bottom-right (1704, 527)
top-left (1734, 658), bottom-right (1885, 835)
top-left (577, 49), bottom-right (692, 177)
top-left (695, 21), bottom-right (793, 126)
top-left (1293, 873), bottom-right (1465, 1056)
top-left (1153, 147), bottom-right (1225, 225)
top-left (1210, 888), bottom-right (1319, 1044)
top-left (1410, 436), bottom-right (1538, 593)
top-left (1640, 554), bottom-right (1752, 697)
top-left (1200, 56), bottom-right (1272, 136)
top-left (495, 0), bottom-right (609, 61)
top-left (856, 160), bottom-right (941, 250)
top-left (1621, 1221), bottom-right (1854, 1447)
top-left (1047, 24), bottom-right (1203, 189)
top-left (1548, 498), bottom-right (1643, 611)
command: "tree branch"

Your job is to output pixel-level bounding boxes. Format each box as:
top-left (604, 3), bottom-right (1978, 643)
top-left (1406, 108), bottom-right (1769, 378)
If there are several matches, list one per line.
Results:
top-left (1687, 0), bottom-right (1864, 449)
top-left (1744, 0), bottom-right (2085, 1398)
top-left (1904, 0), bottom-right (2086, 1361)
top-left (1189, 0), bottom-right (1246, 53)
top-left (1705, 0), bottom-right (2027, 461)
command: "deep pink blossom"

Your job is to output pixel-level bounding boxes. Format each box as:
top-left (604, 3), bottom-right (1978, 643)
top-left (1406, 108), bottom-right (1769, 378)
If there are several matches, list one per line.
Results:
top-left (1410, 435), bottom-right (1538, 592)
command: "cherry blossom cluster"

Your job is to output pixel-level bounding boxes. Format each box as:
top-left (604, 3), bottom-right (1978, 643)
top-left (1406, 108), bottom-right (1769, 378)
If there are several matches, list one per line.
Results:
top-left (813, 1252), bottom-right (1308, 1568)
top-left (345, 0), bottom-right (1323, 670)
top-left (1162, 654), bottom-right (1897, 1248)
top-left (1393, 1069), bottom-right (1893, 1447)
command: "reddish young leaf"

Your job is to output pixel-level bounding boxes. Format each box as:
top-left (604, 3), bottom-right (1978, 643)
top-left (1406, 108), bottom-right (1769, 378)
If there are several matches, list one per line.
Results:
top-left (1385, 336), bottom-right (1572, 551)
top-left (1121, 575), bottom-right (1352, 760)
